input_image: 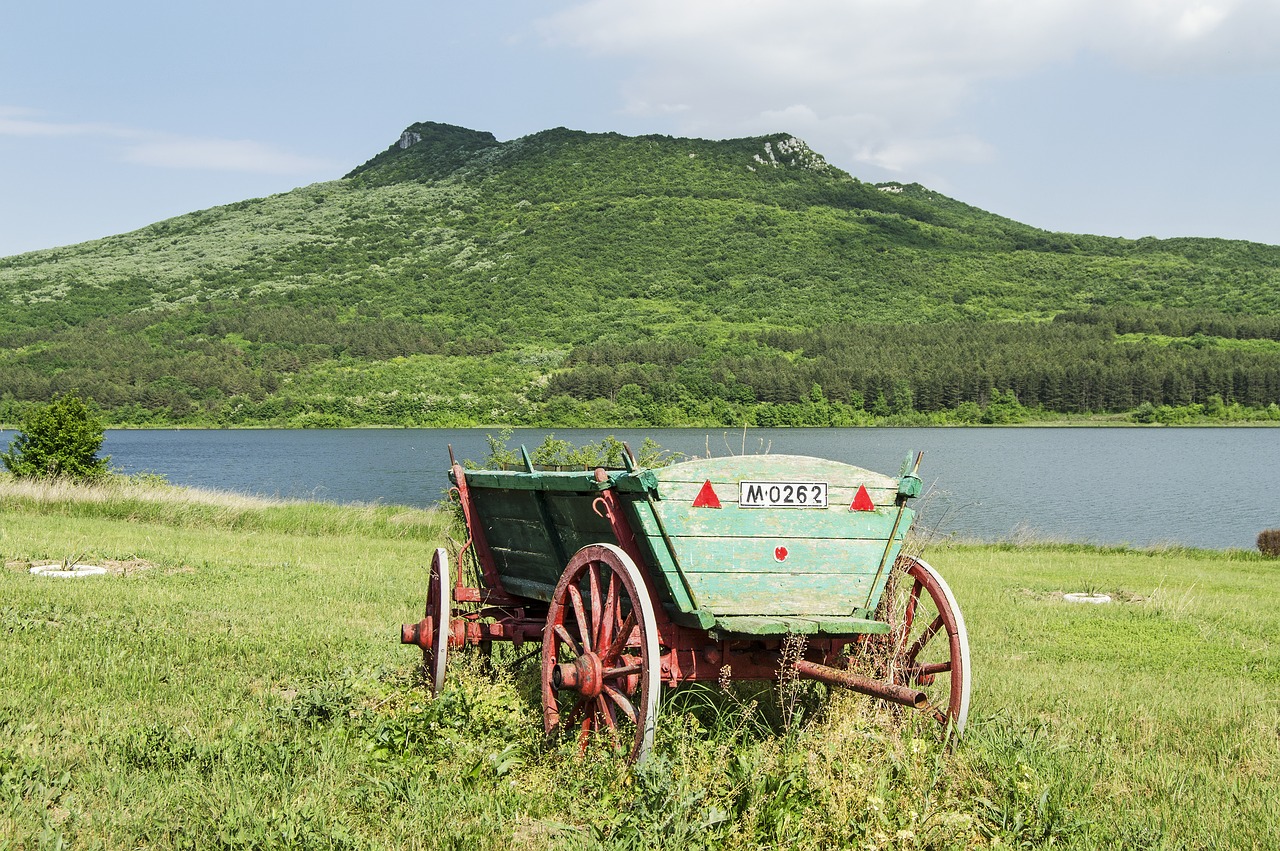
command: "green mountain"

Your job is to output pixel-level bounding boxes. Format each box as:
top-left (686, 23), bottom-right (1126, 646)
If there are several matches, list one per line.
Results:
top-left (2, 121), bottom-right (1279, 428)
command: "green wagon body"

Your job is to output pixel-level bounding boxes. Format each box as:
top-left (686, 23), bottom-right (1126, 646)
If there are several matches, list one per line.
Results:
top-left (407, 449), bottom-right (969, 760)
top-left (452, 453), bottom-right (920, 639)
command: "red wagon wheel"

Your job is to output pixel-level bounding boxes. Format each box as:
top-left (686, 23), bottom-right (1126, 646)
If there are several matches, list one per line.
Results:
top-left (542, 543), bottom-right (660, 762)
top-left (400, 547), bottom-right (452, 696)
top-left (882, 554), bottom-right (971, 734)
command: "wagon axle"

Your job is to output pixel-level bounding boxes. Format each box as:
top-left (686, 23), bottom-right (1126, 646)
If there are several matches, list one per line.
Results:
top-left (791, 659), bottom-right (930, 712)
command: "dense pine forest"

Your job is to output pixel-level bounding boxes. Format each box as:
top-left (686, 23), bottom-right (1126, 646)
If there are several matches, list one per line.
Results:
top-left (2, 122), bottom-right (1279, 427)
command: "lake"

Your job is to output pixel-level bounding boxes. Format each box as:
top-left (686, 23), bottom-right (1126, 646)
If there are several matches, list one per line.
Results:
top-left (2, 427), bottom-right (1276, 551)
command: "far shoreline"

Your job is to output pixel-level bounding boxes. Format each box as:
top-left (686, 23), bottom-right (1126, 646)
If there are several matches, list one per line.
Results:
top-left (6, 418), bottom-right (1280, 432)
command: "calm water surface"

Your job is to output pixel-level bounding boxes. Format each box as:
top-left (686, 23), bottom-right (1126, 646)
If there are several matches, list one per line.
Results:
top-left (3, 427), bottom-right (1275, 550)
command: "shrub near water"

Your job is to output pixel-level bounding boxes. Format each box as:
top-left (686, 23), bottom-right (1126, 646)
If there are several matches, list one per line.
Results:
top-left (1, 392), bottom-right (109, 481)
top-left (1258, 528), bottom-right (1280, 557)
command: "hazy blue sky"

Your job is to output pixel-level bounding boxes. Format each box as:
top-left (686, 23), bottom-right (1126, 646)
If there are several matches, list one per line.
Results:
top-left (3, 0), bottom-right (1278, 257)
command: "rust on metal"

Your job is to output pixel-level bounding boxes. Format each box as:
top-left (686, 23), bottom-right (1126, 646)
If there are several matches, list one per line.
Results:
top-left (791, 659), bottom-right (929, 710)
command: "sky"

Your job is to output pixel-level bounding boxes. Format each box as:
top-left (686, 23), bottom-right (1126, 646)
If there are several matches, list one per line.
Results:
top-left (3, 0), bottom-right (1279, 258)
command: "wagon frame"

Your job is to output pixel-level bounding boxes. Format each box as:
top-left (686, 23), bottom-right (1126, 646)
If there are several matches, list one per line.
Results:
top-left (401, 446), bottom-right (970, 761)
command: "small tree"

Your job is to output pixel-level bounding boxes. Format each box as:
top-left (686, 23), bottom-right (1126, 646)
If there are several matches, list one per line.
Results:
top-left (2, 392), bottom-right (110, 481)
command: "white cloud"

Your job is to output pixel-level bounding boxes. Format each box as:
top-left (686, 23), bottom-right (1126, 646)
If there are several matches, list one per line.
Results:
top-left (0, 106), bottom-right (135, 139)
top-left (539, 0), bottom-right (1280, 172)
top-left (0, 107), bottom-right (333, 175)
top-left (121, 138), bottom-right (334, 174)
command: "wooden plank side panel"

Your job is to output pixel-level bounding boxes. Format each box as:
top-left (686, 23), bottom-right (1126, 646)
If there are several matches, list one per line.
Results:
top-left (483, 517), bottom-right (554, 554)
top-left (654, 502), bottom-right (910, 540)
top-left (472, 488), bottom-right (547, 524)
top-left (471, 487), bottom-right (620, 598)
top-left (473, 488), bottom-right (565, 595)
top-left (624, 500), bottom-right (699, 613)
top-left (684, 571), bottom-right (880, 617)
top-left (488, 545), bottom-right (561, 599)
top-left (474, 488), bottom-right (612, 534)
top-left (655, 455), bottom-right (899, 491)
top-left (665, 536), bottom-right (892, 576)
top-left (656, 481), bottom-right (898, 507)
top-left (461, 469), bottom-right (617, 492)
top-left (542, 492), bottom-right (616, 543)
top-left (708, 614), bottom-right (890, 637)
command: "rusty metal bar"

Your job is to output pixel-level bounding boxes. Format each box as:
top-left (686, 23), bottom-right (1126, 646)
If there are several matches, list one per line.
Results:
top-left (591, 488), bottom-right (676, 624)
top-left (792, 659), bottom-right (929, 710)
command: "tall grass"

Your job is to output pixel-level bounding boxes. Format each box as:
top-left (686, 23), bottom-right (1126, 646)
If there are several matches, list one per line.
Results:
top-left (0, 473), bottom-right (449, 539)
top-left (2, 479), bottom-right (1277, 848)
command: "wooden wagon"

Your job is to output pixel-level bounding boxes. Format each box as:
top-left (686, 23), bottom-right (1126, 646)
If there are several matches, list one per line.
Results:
top-left (401, 448), bottom-right (970, 761)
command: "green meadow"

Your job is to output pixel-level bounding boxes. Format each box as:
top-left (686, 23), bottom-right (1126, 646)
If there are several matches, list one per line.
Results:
top-left (2, 477), bottom-right (1277, 849)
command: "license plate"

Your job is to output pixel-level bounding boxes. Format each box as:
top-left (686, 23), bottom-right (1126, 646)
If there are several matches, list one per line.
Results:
top-left (738, 481), bottom-right (828, 508)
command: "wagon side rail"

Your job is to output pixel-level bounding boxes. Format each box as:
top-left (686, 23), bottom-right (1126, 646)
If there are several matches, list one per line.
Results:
top-left (449, 461), bottom-right (524, 605)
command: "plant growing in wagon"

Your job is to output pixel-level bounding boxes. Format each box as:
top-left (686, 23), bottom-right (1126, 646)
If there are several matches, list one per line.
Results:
top-left (402, 443), bottom-right (969, 763)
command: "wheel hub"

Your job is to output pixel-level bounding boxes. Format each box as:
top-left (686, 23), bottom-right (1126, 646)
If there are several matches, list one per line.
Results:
top-left (399, 615), bottom-right (434, 649)
top-left (552, 653), bottom-right (604, 698)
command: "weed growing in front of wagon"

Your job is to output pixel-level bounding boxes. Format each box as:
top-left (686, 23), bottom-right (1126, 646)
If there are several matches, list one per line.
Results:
top-left (531, 672), bottom-right (981, 849)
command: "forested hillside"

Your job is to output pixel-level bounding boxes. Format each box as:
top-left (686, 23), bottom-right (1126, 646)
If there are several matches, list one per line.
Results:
top-left (2, 121), bottom-right (1279, 427)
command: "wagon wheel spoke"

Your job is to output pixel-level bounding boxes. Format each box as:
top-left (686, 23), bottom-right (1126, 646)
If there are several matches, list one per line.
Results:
top-left (901, 660), bottom-right (951, 686)
top-left (880, 556), bottom-right (971, 737)
top-left (553, 623), bottom-right (582, 659)
top-left (614, 575), bottom-right (625, 633)
top-left (602, 610), bottom-right (637, 661)
top-left (561, 695), bottom-right (590, 733)
top-left (902, 579), bottom-right (923, 632)
top-left (576, 713), bottom-right (594, 755)
top-left (912, 661), bottom-right (952, 676)
top-left (603, 662), bottom-right (643, 678)
top-left (542, 544), bottom-right (660, 763)
top-left (905, 614), bottom-right (944, 666)
top-left (600, 571), bottom-right (618, 653)
top-left (567, 583), bottom-right (591, 653)
top-left (588, 563), bottom-right (603, 649)
top-left (598, 694), bottom-right (619, 734)
top-left (602, 685), bottom-right (638, 725)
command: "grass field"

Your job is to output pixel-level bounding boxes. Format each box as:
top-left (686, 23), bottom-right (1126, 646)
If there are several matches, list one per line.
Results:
top-left (2, 476), bottom-right (1277, 849)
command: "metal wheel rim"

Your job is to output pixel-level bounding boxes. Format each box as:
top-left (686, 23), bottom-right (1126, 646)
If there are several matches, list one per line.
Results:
top-left (887, 554), bottom-right (971, 735)
top-left (541, 543), bottom-right (660, 762)
top-left (426, 547), bottom-right (451, 696)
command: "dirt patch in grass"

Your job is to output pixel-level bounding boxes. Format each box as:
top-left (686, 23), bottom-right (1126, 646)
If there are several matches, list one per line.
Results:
top-left (16, 557), bottom-right (156, 577)
top-left (1017, 587), bottom-right (1148, 604)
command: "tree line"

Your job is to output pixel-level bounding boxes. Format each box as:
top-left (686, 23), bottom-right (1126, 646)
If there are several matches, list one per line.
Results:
top-left (547, 316), bottom-right (1280, 415)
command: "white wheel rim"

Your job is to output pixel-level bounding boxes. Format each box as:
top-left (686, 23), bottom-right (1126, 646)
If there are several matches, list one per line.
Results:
top-left (595, 543), bottom-right (661, 760)
top-left (543, 543), bottom-right (662, 762)
top-left (431, 547), bottom-right (451, 696)
top-left (906, 555), bottom-right (971, 735)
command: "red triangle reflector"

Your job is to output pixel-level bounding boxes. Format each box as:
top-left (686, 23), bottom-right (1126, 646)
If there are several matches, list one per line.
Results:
top-left (692, 480), bottom-right (722, 508)
top-left (851, 484), bottom-right (875, 512)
